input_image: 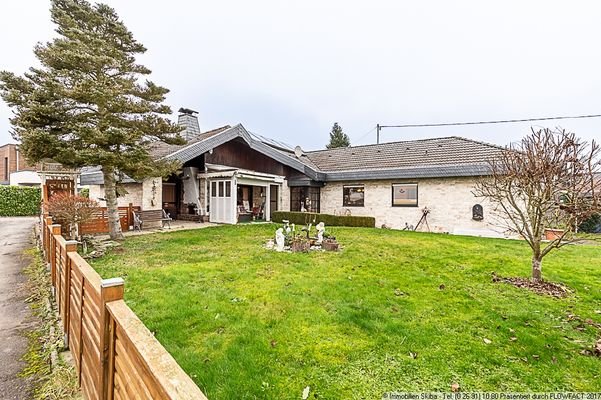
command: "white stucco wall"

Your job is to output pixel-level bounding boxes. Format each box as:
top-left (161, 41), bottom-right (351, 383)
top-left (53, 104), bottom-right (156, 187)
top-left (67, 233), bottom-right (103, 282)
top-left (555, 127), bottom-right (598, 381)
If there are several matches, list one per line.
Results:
top-left (9, 170), bottom-right (41, 186)
top-left (319, 177), bottom-right (508, 238)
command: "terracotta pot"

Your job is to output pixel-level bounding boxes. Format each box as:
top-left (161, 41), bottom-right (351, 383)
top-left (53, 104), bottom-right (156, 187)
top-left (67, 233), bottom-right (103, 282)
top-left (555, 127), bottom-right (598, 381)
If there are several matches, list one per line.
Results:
top-left (291, 240), bottom-right (310, 252)
top-left (544, 228), bottom-right (564, 241)
top-left (322, 240), bottom-right (339, 252)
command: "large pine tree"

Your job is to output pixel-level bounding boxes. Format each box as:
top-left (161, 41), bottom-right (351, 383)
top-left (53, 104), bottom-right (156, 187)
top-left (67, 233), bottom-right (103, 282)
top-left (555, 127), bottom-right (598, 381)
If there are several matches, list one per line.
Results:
top-left (0, 0), bottom-right (184, 240)
top-left (326, 122), bottom-right (350, 149)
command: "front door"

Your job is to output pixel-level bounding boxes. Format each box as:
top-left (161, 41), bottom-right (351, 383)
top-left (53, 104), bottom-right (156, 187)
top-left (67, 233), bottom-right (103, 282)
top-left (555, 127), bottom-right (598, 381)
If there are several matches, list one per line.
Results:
top-left (209, 179), bottom-right (234, 224)
top-left (269, 185), bottom-right (278, 220)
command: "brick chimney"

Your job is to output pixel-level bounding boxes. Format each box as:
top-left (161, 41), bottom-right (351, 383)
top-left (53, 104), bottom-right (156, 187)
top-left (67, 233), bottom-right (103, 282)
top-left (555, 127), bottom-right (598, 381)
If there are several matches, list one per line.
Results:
top-left (177, 107), bottom-right (201, 141)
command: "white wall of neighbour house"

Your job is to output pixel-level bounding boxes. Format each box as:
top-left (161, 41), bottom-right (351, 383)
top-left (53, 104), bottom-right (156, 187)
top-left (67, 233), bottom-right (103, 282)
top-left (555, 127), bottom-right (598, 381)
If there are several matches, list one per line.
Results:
top-left (9, 170), bottom-right (41, 186)
top-left (319, 177), bottom-right (508, 238)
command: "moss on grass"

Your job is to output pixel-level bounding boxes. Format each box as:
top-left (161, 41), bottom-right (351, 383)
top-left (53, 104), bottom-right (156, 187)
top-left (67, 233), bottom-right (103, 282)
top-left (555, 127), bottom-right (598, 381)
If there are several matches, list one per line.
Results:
top-left (21, 248), bottom-right (80, 400)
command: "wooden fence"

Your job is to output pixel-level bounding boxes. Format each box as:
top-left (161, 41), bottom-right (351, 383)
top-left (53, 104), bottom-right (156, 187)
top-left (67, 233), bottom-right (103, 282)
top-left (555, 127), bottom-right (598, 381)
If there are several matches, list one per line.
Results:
top-left (79, 205), bottom-right (141, 235)
top-left (41, 214), bottom-right (208, 400)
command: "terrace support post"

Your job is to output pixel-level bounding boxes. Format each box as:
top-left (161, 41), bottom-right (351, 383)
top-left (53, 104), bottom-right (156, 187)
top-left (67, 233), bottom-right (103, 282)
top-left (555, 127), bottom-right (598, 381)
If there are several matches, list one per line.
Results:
top-left (100, 278), bottom-right (124, 400)
top-left (62, 240), bottom-right (78, 348)
top-left (50, 224), bottom-right (62, 295)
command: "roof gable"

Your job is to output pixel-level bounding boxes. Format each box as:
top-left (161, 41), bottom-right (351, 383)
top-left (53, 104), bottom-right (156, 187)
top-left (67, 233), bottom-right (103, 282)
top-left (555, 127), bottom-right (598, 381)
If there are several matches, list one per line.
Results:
top-left (162, 124), bottom-right (315, 177)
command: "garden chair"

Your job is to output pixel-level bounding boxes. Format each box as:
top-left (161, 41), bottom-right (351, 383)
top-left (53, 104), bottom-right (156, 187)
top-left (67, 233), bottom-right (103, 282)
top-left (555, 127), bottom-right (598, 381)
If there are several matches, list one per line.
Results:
top-left (133, 211), bottom-right (143, 231)
top-left (162, 209), bottom-right (172, 229)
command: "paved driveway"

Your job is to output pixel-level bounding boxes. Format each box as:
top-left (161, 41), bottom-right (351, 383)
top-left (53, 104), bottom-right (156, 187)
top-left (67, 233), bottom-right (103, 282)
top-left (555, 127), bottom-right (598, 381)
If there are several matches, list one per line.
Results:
top-left (0, 217), bottom-right (37, 399)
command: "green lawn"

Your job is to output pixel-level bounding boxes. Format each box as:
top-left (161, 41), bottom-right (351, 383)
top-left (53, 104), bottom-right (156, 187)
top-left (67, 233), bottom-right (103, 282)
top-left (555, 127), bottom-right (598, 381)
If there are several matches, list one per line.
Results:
top-left (91, 225), bottom-right (601, 399)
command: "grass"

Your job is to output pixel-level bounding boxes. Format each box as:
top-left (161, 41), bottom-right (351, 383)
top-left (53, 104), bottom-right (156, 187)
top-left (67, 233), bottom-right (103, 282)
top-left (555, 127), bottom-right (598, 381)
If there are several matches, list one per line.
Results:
top-left (90, 225), bottom-right (601, 399)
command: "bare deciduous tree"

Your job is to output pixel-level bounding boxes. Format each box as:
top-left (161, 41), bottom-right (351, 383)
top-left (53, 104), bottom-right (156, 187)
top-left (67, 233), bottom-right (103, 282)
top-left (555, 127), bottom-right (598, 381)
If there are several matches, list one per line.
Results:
top-left (474, 128), bottom-right (601, 282)
top-left (48, 193), bottom-right (99, 240)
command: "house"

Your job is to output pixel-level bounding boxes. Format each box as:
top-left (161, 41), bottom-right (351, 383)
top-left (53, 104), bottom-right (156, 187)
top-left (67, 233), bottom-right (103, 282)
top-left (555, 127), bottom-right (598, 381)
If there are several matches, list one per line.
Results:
top-left (0, 143), bottom-right (40, 186)
top-left (80, 108), bottom-right (507, 236)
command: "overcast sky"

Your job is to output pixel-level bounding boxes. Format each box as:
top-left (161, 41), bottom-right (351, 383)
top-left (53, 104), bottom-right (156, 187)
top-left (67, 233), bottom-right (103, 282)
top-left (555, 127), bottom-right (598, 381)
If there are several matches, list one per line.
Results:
top-left (1, 1), bottom-right (600, 150)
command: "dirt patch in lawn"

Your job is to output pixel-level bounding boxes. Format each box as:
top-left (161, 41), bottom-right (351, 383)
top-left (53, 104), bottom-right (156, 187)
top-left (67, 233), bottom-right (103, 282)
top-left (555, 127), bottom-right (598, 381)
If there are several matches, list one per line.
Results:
top-left (492, 272), bottom-right (572, 298)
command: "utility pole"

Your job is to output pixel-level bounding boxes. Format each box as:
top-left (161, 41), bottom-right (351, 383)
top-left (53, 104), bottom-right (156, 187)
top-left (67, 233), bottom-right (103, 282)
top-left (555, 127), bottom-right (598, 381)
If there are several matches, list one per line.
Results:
top-left (376, 124), bottom-right (380, 144)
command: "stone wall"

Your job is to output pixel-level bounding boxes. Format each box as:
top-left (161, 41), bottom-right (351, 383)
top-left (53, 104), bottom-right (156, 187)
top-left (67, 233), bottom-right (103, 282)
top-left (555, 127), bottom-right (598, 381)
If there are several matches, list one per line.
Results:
top-left (87, 178), bottom-right (161, 211)
top-left (319, 177), bottom-right (508, 237)
top-left (88, 183), bottom-right (143, 207)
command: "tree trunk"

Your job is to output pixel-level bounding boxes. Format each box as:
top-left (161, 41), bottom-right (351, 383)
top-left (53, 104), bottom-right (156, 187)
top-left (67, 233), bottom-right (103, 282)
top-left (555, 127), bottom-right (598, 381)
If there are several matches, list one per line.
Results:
top-left (103, 167), bottom-right (124, 240)
top-left (531, 256), bottom-right (543, 283)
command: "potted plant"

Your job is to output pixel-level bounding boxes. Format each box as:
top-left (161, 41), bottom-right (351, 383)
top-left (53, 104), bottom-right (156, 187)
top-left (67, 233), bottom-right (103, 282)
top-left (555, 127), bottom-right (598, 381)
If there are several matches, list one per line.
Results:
top-left (291, 237), bottom-right (310, 252)
top-left (321, 234), bottom-right (339, 251)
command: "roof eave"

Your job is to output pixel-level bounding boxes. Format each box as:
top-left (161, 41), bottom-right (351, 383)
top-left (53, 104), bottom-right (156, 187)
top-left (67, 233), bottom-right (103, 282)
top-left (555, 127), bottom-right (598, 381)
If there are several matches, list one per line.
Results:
top-left (322, 164), bottom-right (492, 181)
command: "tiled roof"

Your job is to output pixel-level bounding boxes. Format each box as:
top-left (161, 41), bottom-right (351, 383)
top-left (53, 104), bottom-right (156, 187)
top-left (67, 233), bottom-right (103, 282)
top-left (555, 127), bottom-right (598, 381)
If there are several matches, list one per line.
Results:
top-left (148, 125), bottom-right (231, 158)
top-left (302, 136), bottom-right (505, 173)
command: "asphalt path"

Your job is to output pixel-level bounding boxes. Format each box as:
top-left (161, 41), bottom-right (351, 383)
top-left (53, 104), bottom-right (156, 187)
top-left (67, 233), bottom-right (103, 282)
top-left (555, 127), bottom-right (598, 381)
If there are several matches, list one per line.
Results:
top-left (0, 217), bottom-right (37, 399)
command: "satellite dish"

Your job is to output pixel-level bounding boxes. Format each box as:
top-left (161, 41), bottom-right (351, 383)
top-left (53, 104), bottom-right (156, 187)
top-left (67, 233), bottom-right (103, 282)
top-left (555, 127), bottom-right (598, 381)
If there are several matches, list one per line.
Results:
top-left (294, 145), bottom-right (304, 158)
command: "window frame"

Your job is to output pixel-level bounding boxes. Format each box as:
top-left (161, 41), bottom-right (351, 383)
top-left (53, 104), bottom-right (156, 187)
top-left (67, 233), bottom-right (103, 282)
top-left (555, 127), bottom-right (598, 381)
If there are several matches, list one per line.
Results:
top-left (342, 185), bottom-right (365, 207)
top-left (225, 181), bottom-right (231, 198)
top-left (391, 183), bottom-right (418, 207)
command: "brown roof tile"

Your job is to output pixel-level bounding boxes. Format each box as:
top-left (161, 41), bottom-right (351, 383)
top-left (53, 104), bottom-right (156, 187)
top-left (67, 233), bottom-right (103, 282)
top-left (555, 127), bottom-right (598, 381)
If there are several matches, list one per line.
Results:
top-left (304, 136), bottom-right (505, 172)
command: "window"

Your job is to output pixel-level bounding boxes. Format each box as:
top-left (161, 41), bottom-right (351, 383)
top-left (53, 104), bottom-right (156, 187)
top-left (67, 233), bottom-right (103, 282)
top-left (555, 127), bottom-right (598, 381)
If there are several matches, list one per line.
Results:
top-left (225, 181), bottom-right (231, 197)
top-left (392, 183), bottom-right (418, 207)
top-left (218, 181), bottom-right (224, 197)
top-left (343, 185), bottom-right (364, 207)
top-left (3, 157), bottom-right (7, 181)
top-left (290, 186), bottom-right (320, 213)
top-left (211, 181), bottom-right (217, 197)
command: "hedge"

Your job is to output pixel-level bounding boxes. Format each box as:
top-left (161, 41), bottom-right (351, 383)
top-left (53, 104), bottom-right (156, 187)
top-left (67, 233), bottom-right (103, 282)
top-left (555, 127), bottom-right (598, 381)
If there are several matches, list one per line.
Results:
top-left (0, 186), bottom-right (41, 216)
top-left (271, 211), bottom-right (375, 228)
top-left (579, 213), bottom-right (601, 233)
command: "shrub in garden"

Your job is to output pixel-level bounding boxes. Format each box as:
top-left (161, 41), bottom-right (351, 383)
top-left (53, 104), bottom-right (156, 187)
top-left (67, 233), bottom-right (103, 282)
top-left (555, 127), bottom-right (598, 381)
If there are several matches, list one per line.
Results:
top-left (0, 186), bottom-right (41, 216)
top-left (47, 193), bottom-right (99, 240)
top-left (272, 211), bottom-right (375, 228)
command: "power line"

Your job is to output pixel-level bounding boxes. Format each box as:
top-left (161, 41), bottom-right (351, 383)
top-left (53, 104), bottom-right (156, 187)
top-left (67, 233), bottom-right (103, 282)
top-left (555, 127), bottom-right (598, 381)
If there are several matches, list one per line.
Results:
top-left (376, 113), bottom-right (601, 143)
top-left (353, 126), bottom-right (376, 142)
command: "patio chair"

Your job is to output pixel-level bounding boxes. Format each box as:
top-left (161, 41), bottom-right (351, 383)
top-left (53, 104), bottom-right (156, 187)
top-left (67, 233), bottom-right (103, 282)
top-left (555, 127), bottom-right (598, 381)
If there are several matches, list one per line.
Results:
top-left (162, 209), bottom-right (172, 229)
top-left (133, 211), bottom-right (143, 231)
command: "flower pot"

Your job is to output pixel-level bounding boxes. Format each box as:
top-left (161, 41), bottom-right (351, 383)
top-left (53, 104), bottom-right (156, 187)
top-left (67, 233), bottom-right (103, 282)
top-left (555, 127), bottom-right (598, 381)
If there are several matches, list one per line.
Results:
top-left (291, 239), bottom-right (310, 252)
top-left (544, 228), bottom-right (564, 241)
top-left (322, 239), bottom-right (339, 251)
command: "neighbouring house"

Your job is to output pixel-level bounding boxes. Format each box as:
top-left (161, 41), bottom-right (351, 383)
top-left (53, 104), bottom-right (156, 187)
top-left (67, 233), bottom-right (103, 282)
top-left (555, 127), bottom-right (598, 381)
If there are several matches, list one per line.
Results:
top-left (81, 108), bottom-right (508, 236)
top-left (0, 143), bottom-right (41, 186)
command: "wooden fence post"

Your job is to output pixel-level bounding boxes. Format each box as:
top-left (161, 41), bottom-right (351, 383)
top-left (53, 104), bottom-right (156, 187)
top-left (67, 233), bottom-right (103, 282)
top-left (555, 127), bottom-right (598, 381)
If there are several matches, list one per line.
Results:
top-left (100, 278), bottom-right (124, 400)
top-left (42, 213), bottom-right (49, 256)
top-left (62, 240), bottom-right (77, 348)
top-left (45, 216), bottom-right (53, 263)
top-left (128, 203), bottom-right (133, 229)
top-left (50, 224), bottom-right (61, 294)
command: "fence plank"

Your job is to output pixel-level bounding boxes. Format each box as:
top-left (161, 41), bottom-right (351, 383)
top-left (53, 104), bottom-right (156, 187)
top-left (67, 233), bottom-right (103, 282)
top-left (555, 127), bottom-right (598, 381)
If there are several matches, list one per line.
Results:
top-left (100, 278), bottom-right (124, 400)
top-left (41, 209), bottom-right (208, 400)
top-left (50, 225), bottom-right (61, 287)
top-left (107, 300), bottom-right (208, 400)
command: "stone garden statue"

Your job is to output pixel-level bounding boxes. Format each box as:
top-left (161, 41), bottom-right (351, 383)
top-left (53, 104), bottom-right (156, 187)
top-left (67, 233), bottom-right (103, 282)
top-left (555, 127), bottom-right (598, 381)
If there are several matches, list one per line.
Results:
top-left (275, 228), bottom-right (285, 251)
top-left (316, 222), bottom-right (325, 244)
